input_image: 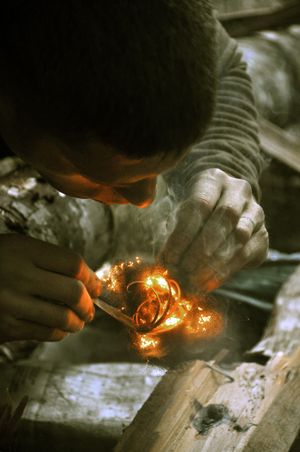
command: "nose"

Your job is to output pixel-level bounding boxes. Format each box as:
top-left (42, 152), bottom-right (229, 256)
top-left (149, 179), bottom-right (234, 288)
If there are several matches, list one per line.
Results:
top-left (117, 178), bottom-right (157, 207)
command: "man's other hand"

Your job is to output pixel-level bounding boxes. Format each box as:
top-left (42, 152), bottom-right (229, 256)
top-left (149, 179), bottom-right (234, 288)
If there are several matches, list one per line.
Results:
top-left (161, 168), bottom-right (269, 291)
top-left (0, 234), bottom-right (101, 343)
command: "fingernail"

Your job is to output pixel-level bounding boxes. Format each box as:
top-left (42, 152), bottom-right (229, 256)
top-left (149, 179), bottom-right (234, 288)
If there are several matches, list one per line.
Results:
top-left (93, 279), bottom-right (102, 296)
top-left (203, 277), bottom-right (221, 292)
top-left (87, 306), bottom-right (95, 322)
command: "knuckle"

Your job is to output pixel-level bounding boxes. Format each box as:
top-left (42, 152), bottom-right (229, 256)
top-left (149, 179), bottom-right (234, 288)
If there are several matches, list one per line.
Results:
top-left (235, 226), bottom-right (252, 243)
top-left (68, 252), bottom-right (85, 278)
top-left (259, 226), bottom-right (269, 245)
top-left (68, 280), bottom-right (85, 305)
top-left (60, 309), bottom-right (82, 332)
top-left (218, 204), bottom-right (240, 223)
top-left (182, 197), bottom-right (212, 216)
top-left (47, 329), bottom-right (68, 342)
top-left (239, 247), bottom-right (251, 263)
top-left (193, 196), bottom-right (213, 215)
top-left (59, 309), bottom-right (72, 331)
top-left (239, 179), bottom-right (252, 196)
top-left (208, 168), bottom-right (225, 179)
top-left (256, 205), bottom-right (265, 223)
top-left (185, 196), bottom-right (212, 211)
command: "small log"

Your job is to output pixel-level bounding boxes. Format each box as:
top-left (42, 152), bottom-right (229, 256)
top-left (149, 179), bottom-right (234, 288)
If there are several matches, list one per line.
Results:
top-left (252, 264), bottom-right (300, 357)
top-left (0, 157), bottom-right (113, 269)
top-left (218, 0), bottom-right (300, 38)
top-left (237, 29), bottom-right (300, 128)
top-left (115, 350), bottom-right (300, 452)
top-left (259, 118), bottom-right (300, 174)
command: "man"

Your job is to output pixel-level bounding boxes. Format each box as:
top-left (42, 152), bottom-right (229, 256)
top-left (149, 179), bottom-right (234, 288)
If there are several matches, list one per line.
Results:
top-left (0, 1), bottom-right (268, 343)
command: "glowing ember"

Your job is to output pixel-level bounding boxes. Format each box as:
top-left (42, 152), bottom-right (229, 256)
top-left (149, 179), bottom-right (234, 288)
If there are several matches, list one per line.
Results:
top-left (99, 258), bottom-right (224, 357)
top-left (139, 335), bottom-right (160, 350)
top-left (164, 316), bottom-right (181, 327)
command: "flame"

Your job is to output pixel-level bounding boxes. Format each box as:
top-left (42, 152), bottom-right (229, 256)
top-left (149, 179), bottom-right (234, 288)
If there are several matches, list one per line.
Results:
top-left (99, 258), bottom-right (224, 357)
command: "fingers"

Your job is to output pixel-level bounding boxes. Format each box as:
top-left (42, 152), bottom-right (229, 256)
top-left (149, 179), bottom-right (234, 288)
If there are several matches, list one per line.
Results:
top-left (232, 224), bottom-right (269, 270)
top-left (0, 234), bottom-right (99, 344)
top-left (33, 245), bottom-right (101, 298)
top-left (5, 234), bottom-right (101, 298)
top-left (30, 268), bottom-right (95, 322)
top-left (0, 313), bottom-right (68, 342)
top-left (160, 168), bottom-right (269, 293)
top-left (15, 295), bottom-right (85, 333)
top-left (9, 319), bottom-right (68, 342)
top-left (190, 224), bottom-right (269, 292)
top-left (181, 178), bottom-right (251, 272)
top-left (235, 203), bottom-right (265, 243)
top-left (161, 170), bottom-right (223, 266)
top-left (0, 291), bottom-right (85, 333)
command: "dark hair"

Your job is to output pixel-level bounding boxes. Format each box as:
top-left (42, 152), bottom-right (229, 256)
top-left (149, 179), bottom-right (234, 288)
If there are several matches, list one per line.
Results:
top-left (0, 1), bottom-right (217, 158)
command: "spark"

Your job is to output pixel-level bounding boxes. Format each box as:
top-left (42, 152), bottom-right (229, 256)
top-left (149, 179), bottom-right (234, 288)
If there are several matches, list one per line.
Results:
top-left (138, 335), bottom-right (160, 350)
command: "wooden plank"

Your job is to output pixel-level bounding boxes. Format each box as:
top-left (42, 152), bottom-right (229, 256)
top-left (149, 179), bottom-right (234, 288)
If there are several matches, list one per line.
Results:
top-left (115, 350), bottom-right (300, 452)
top-left (218, 0), bottom-right (300, 38)
top-left (259, 118), bottom-right (300, 174)
top-left (114, 360), bottom-right (221, 452)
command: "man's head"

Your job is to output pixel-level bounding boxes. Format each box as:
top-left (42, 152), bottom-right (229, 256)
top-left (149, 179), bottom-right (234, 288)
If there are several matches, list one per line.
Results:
top-left (0, 0), bottom-right (217, 206)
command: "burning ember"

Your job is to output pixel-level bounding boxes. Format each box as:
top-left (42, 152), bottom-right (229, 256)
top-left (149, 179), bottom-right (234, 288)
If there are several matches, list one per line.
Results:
top-left (99, 258), bottom-right (224, 357)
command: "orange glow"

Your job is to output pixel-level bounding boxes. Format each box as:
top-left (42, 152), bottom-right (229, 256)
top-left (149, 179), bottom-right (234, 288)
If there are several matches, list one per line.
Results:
top-left (133, 334), bottom-right (165, 358)
top-left (99, 258), bottom-right (224, 357)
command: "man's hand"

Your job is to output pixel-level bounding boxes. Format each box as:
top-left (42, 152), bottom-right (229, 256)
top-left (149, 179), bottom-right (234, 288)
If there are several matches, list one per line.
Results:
top-left (0, 234), bottom-right (101, 343)
top-left (161, 168), bottom-right (269, 291)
